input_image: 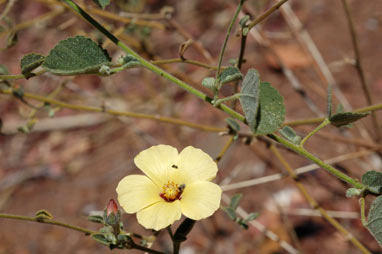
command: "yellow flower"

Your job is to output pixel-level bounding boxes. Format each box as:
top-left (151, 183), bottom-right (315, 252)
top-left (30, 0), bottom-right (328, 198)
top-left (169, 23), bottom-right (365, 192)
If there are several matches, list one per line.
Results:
top-left (116, 145), bottom-right (222, 231)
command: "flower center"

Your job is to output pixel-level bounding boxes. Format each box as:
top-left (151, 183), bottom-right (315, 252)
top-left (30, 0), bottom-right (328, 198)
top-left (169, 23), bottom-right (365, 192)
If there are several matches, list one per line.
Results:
top-left (160, 181), bottom-right (184, 202)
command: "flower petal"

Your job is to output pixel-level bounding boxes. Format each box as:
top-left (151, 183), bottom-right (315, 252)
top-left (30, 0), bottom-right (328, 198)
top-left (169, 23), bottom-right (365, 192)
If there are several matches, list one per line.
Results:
top-left (178, 146), bottom-right (218, 183)
top-left (116, 175), bottom-right (161, 214)
top-left (137, 200), bottom-right (182, 230)
top-left (134, 145), bottom-right (179, 186)
top-left (180, 181), bottom-right (222, 220)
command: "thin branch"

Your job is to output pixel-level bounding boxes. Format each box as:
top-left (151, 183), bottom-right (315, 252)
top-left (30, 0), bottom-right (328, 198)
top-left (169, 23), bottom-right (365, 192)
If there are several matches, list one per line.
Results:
top-left (341, 0), bottom-right (381, 145)
top-left (215, 0), bottom-right (245, 79)
top-left (247, 0), bottom-right (289, 30)
top-left (0, 88), bottom-right (226, 133)
top-left (221, 149), bottom-right (373, 191)
top-left (0, 213), bottom-right (96, 235)
top-left (222, 194), bottom-right (298, 254)
top-left (269, 145), bottom-right (371, 254)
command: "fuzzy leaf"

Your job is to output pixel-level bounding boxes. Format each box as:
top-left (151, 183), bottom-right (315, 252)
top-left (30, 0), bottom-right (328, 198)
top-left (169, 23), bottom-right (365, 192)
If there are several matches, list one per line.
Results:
top-left (244, 212), bottom-right (259, 222)
top-left (366, 196), bottom-right (382, 247)
top-left (345, 188), bottom-right (362, 198)
top-left (230, 193), bottom-right (243, 210)
top-left (362, 171), bottom-right (382, 194)
top-left (92, 0), bottom-right (111, 9)
top-left (279, 126), bottom-right (301, 144)
top-left (223, 207), bottom-right (237, 220)
top-left (88, 215), bottom-right (104, 224)
top-left (42, 36), bottom-right (111, 75)
top-left (330, 112), bottom-right (369, 127)
top-left (202, 77), bottom-right (216, 92)
top-left (218, 66), bottom-right (242, 84)
top-left (239, 69), bottom-right (260, 132)
top-left (255, 82), bottom-right (285, 135)
top-left (225, 118), bottom-right (240, 132)
top-left (92, 233), bottom-right (111, 246)
top-left (21, 53), bottom-right (45, 76)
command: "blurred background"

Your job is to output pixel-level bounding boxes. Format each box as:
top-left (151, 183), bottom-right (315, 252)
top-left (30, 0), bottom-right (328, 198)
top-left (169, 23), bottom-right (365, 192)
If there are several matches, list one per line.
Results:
top-left (0, 0), bottom-right (381, 253)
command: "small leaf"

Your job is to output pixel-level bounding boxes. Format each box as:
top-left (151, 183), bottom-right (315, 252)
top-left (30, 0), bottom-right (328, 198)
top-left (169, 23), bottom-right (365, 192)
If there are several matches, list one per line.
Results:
top-left (239, 15), bottom-right (250, 27)
top-left (92, 233), bottom-right (111, 246)
top-left (239, 69), bottom-right (260, 132)
top-left (225, 118), bottom-right (240, 132)
top-left (202, 77), bottom-right (216, 92)
top-left (361, 171), bottom-right (382, 194)
top-left (6, 31), bottom-right (18, 49)
top-left (35, 209), bottom-right (53, 222)
top-left (255, 82), bottom-right (285, 135)
top-left (88, 215), bottom-right (104, 224)
top-left (92, 0), bottom-right (110, 9)
top-left (223, 207), bottom-right (237, 220)
top-left (279, 126), bottom-right (301, 144)
top-left (42, 36), bottom-right (111, 75)
top-left (21, 53), bottom-right (45, 77)
top-left (346, 188), bottom-right (362, 198)
top-left (330, 112), bottom-right (369, 127)
top-left (218, 66), bottom-right (242, 85)
top-left (366, 196), bottom-right (382, 247)
top-left (230, 193), bottom-right (243, 210)
top-left (244, 212), bottom-right (259, 222)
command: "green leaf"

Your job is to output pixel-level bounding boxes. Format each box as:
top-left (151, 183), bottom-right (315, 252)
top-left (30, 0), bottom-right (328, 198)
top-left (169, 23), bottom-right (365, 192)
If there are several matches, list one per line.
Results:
top-left (239, 69), bottom-right (260, 132)
top-left (92, 233), bottom-right (111, 246)
top-left (230, 193), bottom-right (243, 210)
top-left (279, 126), bottom-right (301, 144)
top-left (345, 188), bottom-right (362, 198)
top-left (21, 53), bottom-right (45, 77)
top-left (223, 207), bottom-right (237, 220)
top-left (255, 82), bottom-right (285, 135)
top-left (329, 112), bottom-right (369, 127)
top-left (42, 36), bottom-right (111, 75)
top-left (218, 66), bottom-right (242, 85)
top-left (92, 0), bottom-right (111, 9)
top-left (366, 196), bottom-right (382, 247)
top-left (35, 209), bottom-right (53, 221)
top-left (244, 212), bottom-right (259, 222)
top-left (88, 215), bottom-right (104, 224)
top-left (225, 118), bottom-right (240, 132)
top-left (361, 171), bottom-right (382, 194)
top-left (201, 77), bottom-right (216, 92)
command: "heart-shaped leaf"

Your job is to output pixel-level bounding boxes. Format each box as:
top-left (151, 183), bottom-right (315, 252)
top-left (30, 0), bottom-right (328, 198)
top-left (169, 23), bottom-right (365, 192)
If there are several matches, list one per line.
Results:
top-left (42, 36), bottom-right (111, 75)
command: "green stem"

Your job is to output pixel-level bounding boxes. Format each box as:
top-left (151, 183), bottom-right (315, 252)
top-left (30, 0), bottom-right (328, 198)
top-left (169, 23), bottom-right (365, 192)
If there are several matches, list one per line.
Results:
top-left (300, 118), bottom-right (330, 147)
top-left (213, 93), bottom-right (242, 107)
top-left (62, 0), bottom-right (245, 123)
top-left (0, 213), bottom-right (96, 235)
top-left (359, 197), bottom-right (367, 226)
top-left (269, 134), bottom-right (364, 189)
top-left (215, 0), bottom-right (245, 81)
